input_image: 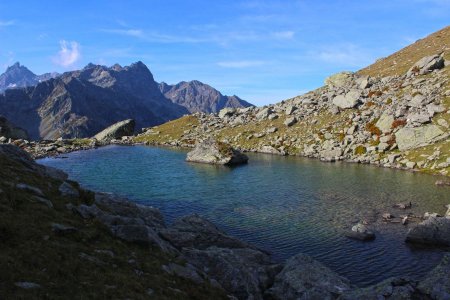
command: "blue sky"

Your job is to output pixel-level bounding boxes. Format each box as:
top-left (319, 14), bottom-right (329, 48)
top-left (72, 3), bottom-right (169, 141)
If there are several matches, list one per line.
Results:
top-left (0, 1), bottom-right (449, 105)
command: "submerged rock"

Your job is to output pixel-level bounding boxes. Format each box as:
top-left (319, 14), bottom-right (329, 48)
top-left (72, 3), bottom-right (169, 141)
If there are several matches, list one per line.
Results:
top-left (93, 119), bottom-right (135, 142)
top-left (186, 139), bottom-right (248, 165)
top-left (405, 217), bottom-right (450, 247)
top-left (345, 223), bottom-right (375, 241)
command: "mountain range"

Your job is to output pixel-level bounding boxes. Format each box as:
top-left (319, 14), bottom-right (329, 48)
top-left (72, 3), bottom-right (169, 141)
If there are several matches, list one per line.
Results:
top-left (0, 62), bottom-right (58, 92)
top-left (0, 62), bottom-right (252, 140)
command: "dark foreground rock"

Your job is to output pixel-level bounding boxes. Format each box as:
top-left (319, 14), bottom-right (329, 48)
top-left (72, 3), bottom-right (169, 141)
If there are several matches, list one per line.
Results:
top-left (339, 277), bottom-right (418, 299)
top-left (266, 253), bottom-right (350, 299)
top-left (186, 139), bottom-right (248, 165)
top-left (405, 217), bottom-right (450, 247)
top-left (93, 119), bottom-right (135, 142)
top-left (417, 253), bottom-right (450, 299)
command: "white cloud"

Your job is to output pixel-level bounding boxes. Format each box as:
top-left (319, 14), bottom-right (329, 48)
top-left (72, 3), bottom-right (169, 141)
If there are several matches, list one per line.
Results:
top-left (53, 40), bottom-right (81, 67)
top-left (272, 31), bottom-right (295, 40)
top-left (217, 60), bottom-right (266, 68)
top-left (0, 20), bottom-right (14, 27)
top-left (102, 28), bottom-right (144, 38)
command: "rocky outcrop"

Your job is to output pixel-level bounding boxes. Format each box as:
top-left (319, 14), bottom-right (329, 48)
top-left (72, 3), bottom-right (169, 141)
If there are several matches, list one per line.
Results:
top-left (159, 80), bottom-right (253, 114)
top-left (407, 54), bottom-right (445, 76)
top-left (186, 139), bottom-right (248, 165)
top-left (0, 62), bottom-right (188, 139)
top-left (405, 217), bottom-right (450, 246)
top-left (93, 119), bottom-right (135, 142)
top-left (395, 125), bottom-right (446, 151)
top-left (266, 253), bottom-right (350, 299)
top-left (0, 116), bottom-right (29, 140)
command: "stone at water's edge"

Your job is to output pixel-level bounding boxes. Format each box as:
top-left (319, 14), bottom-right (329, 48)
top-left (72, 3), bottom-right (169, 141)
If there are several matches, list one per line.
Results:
top-left (93, 119), bottom-right (135, 142)
top-left (417, 253), bottom-right (450, 299)
top-left (266, 253), bottom-right (350, 299)
top-left (395, 124), bottom-right (446, 151)
top-left (405, 217), bottom-right (450, 246)
top-left (186, 139), bottom-right (248, 165)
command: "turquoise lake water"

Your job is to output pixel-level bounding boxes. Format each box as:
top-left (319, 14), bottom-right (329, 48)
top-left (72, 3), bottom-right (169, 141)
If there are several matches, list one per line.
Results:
top-left (38, 145), bottom-right (450, 286)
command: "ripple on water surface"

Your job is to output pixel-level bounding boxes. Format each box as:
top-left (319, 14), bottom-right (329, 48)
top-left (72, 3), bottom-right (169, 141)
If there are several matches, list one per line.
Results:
top-left (39, 145), bottom-right (450, 287)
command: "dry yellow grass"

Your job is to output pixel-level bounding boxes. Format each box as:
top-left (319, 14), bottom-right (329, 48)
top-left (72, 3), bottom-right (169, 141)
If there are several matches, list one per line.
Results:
top-left (359, 26), bottom-right (450, 77)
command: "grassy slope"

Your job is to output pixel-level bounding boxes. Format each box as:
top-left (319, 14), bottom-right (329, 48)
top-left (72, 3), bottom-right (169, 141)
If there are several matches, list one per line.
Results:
top-left (0, 152), bottom-right (227, 299)
top-left (358, 26), bottom-right (450, 77)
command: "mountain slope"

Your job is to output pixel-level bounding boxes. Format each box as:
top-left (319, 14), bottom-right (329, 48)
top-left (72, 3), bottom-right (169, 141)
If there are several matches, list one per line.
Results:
top-left (0, 62), bottom-right (189, 140)
top-left (136, 26), bottom-right (450, 176)
top-left (0, 62), bottom-right (59, 92)
top-left (359, 26), bottom-right (450, 77)
top-left (159, 80), bottom-right (253, 113)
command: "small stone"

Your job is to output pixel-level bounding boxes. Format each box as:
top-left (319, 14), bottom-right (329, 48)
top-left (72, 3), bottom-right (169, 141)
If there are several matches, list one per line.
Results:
top-left (15, 282), bottom-right (41, 289)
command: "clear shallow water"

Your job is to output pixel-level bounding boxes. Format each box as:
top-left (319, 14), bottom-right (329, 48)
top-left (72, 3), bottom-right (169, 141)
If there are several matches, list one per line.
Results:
top-left (39, 145), bottom-right (450, 286)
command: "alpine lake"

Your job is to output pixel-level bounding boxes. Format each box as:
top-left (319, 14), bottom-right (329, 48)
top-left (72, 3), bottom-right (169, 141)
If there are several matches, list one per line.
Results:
top-left (38, 145), bottom-right (450, 287)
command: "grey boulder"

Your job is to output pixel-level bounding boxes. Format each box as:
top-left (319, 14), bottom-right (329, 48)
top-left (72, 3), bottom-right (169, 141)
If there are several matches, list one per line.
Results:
top-left (405, 217), bottom-right (450, 247)
top-left (93, 119), bottom-right (135, 141)
top-left (186, 139), bottom-right (248, 165)
top-left (266, 253), bottom-right (350, 300)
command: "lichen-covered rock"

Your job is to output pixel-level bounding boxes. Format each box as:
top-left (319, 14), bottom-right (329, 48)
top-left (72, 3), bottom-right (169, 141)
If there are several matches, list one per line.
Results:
top-left (325, 72), bottom-right (355, 88)
top-left (93, 119), bottom-right (135, 141)
top-left (186, 139), bottom-right (248, 165)
top-left (376, 113), bottom-right (395, 133)
top-left (332, 89), bottom-right (361, 109)
top-left (266, 253), bottom-right (350, 300)
top-left (395, 125), bottom-right (446, 151)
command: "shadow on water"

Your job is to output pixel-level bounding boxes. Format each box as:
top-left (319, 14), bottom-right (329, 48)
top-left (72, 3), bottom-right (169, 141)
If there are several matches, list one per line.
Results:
top-left (38, 145), bottom-right (450, 287)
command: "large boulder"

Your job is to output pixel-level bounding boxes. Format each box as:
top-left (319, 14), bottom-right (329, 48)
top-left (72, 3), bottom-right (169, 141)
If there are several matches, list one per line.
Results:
top-left (375, 113), bottom-right (395, 134)
top-left (405, 217), bottom-right (450, 247)
top-left (395, 125), bottom-right (446, 151)
top-left (325, 72), bottom-right (355, 88)
top-left (93, 119), bottom-right (135, 141)
top-left (418, 253), bottom-right (450, 299)
top-left (0, 116), bottom-right (29, 140)
top-left (266, 253), bottom-right (350, 300)
top-left (332, 90), bottom-right (361, 109)
top-left (407, 54), bottom-right (445, 76)
top-left (182, 246), bottom-right (280, 300)
top-left (186, 139), bottom-right (248, 165)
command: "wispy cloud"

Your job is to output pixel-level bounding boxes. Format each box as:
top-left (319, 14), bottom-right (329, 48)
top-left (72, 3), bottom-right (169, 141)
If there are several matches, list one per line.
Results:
top-left (272, 31), bottom-right (295, 40)
top-left (315, 44), bottom-right (374, 68)
top-left (0, 20), bottom-right (15, 27)
top-left (102, 28), bottom-right (144, 38)
top-left (217, 60), bottom-right (266, 68)
top-left (53, 40), bottom-right (81, 67)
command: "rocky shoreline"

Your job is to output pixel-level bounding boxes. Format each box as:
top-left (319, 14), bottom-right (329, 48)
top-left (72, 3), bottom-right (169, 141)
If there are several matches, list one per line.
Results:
top-left (1, 143), bottom-right (450, 299)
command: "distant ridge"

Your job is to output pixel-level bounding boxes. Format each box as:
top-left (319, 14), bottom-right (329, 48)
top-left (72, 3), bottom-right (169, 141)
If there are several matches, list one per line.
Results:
top-left (0, 62), bottom-right (59, 92)
top-left (159, 80), bottom-right (253, 114)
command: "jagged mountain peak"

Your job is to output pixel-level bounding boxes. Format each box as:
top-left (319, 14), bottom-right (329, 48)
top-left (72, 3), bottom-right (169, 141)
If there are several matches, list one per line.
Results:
top-left (159, 79), bottom-right (253, 113)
